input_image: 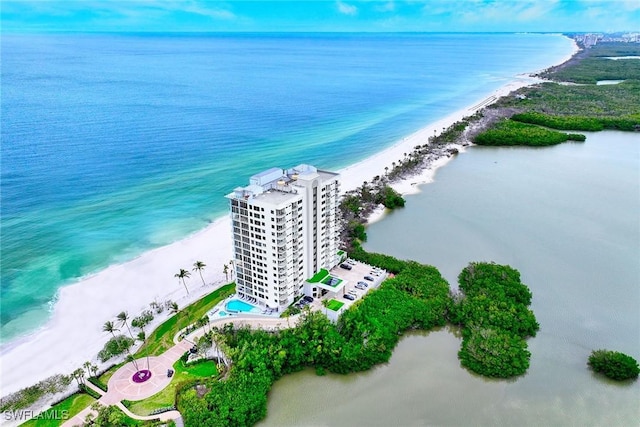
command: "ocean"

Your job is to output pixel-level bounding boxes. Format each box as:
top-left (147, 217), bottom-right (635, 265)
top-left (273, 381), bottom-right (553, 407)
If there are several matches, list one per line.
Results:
top-left (0, 32), bottom-right (575, 343)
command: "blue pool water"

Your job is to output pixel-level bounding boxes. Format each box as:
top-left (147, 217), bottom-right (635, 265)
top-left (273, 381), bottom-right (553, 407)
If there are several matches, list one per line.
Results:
top-left (226, 299), bottom-right (260, 313)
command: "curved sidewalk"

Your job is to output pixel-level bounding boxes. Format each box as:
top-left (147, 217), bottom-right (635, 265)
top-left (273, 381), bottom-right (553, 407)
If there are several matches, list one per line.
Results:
top-left (62, 312), bottom-right (300, 426)
top-left (62, 340), bottom-right (191, 426)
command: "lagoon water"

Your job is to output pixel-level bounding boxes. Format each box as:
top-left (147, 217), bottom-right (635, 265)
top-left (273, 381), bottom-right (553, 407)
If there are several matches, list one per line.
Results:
top-left (261, 131), bottom-right (640, 426)
top-left (1, 33), bottom-right (575, 343)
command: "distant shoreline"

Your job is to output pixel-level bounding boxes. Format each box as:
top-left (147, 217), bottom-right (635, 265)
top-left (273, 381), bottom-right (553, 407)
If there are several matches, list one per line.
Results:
top-left (0, 34), bottom-right (579, 399)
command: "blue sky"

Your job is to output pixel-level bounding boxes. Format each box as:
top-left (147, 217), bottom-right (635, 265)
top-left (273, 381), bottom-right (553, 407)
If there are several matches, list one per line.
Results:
top-left (2, 1), bottom-right (639, 33)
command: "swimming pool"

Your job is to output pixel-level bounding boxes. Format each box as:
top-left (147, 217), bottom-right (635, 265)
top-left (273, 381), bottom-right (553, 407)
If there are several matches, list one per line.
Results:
top-left (226, 299), bottom-right (261, 314)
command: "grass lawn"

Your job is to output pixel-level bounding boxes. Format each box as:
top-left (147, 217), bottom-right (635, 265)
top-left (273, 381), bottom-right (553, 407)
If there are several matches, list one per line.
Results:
top-left (97, 363), bottom-right (123, 387)
top-left (21, 393), bottom-right (95, 427)
top-left (126, 359), bottom-right (218, 416)
top-left (136, 283), bottom-right (234, 357)
top-left (326, 299), bottom-right (344, 311)
top-left (307, 269), bottom-right (329, 283)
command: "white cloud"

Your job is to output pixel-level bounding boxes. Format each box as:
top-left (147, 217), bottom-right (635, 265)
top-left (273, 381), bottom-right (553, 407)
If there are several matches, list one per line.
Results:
top-left (576, 0), bottom-right (640, 12)
top-left (445, 0), bottom-right (560, 25)
top-left (337, 1), bottom-right (358, 16)
top-left (375, 1), bottom-right (396, 13)
top-left (178, 1), bottom-right (236, 20)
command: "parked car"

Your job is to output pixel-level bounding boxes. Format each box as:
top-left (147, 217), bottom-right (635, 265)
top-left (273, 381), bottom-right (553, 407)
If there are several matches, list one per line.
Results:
top-left (364, 276), bottom-right (374, 281)
top-left (344, 294), bottom-right (355, 300)
top-left (303, 295), bottom-right (314, 303)
top-left (340, 263), bottom-right (352, 270)
top-left (357, 281), bottom-right (369, 287)
top-left (355, 284), bottom-right (366, 290)
top-left (348, 290), bottom-right (357, 296)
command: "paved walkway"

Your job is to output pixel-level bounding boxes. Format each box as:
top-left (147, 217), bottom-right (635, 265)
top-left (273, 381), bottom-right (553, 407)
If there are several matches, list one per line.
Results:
top-left (62, 340), bottom-right (192, 426)
top-left (62, 312), bottom-right (301, 426)
top-left (102, 340), bottom-right (192, 404)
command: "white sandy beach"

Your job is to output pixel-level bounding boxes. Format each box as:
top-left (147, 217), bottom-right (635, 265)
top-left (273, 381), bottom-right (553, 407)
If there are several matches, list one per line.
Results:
top-left (0, 42), bottom-right (577, 402)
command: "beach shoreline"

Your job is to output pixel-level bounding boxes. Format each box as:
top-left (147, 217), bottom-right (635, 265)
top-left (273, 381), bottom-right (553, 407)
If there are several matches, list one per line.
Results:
top-left (0, 39), bottom-right (579, 400)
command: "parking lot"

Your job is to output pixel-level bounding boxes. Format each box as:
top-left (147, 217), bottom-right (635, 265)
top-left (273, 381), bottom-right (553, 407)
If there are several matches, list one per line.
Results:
top-left (292, 260), bottom-right (387, 315)
top-left (325, 259), bottom-right (386, 307)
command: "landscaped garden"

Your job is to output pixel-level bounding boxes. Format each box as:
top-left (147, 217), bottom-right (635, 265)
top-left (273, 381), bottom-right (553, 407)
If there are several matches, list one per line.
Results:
top-left (125, 359), bottom-right (218, 417)
top-left (135, 283), bottom-right (235, 357)
top-left (325, 299), bottom-right (344, 311)
top-left (307, 269), bottom-right (329, 283)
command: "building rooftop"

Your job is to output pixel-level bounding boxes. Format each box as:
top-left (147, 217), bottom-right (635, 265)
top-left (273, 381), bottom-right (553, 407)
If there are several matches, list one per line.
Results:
top-left (227, 164), bottom-right (339, 204)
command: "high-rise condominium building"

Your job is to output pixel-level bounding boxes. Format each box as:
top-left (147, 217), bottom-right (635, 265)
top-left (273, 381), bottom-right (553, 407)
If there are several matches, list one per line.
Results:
top-left (227, 164), bottom-right (341, 310)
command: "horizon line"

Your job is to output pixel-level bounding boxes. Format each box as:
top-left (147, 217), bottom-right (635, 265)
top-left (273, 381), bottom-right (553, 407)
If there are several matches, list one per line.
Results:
top-left (2, 30), bottom-right (604, 35)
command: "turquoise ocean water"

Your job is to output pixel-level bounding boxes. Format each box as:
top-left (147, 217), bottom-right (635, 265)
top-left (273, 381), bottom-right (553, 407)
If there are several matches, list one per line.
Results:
top-left (0, 33), bottom-right (575, 343)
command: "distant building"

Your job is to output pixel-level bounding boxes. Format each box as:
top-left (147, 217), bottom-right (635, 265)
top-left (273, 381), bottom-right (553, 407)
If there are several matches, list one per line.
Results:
top-left (227, 164), bottom-right (341, 310)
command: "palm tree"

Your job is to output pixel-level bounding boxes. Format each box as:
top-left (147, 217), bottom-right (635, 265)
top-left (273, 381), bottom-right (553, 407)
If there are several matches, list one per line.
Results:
top-left (169, 301), bottom-right (179, 315)
top-left (102, 321), bottom-right (119, 339)
top-left (229, 260), bottom-right (234, 279)
top-left (117, 311), bottom-right (140, 371)
top-left (90, 364), bottom-right (98, 378)
top-left (103, 320), bottom-right (138, 371)
top-left (175, 269), bottom-right (191, 295)
top-left (384, 166), bottom-right (389, 175)
top-left (116, 311), bottom-right (135, 341)
top-left (72, 367), bottom-right (85, 387)
top-left (83, 361), bottom-right (93, 379)
top-left (223, 264), bottom-right (229, 281)
top-left (193, 261), bottom-right (206, 286)
top-left (137, 329), bottom-right (151, 370)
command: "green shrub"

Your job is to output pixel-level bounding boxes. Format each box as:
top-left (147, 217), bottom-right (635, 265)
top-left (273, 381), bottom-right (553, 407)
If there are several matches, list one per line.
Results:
top-left (454, 262), bottom-right (538, 378)
top-left (131, 310), bottom-right (154, 329)
top-left (87, 376), bottom-right (108, 392)
top-left (348, 242), bottom-right (408, 274)
top-left (0, 374), bottom-right (71, 411)
top-left (588, 350), bottom-right (640, 381)
top-left (511, 111), bottom-right (604, 131)
top-left (376, 185), bottom-right (405, 209)
top-left (458, 328), bottom-right (530, 378)
top-left (79, 384), bottom-right (102, 400)
top-left (179, 254), bottom-right (453, 426)
top-left (474, 119), bottom-right (585, 147)
top-left (511, 111), bottom-right (639, 133)
top-left (343, 220), bottom-right (367, 243)
top-left (98, 335), bottom-right (134, 362)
